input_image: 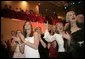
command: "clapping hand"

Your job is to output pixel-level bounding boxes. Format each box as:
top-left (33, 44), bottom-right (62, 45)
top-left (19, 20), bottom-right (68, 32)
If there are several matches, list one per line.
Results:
top-left (64, 23), bottom-right (69, 30)
top-left (63, 32), bottom-right (71, 40)
top-left (12, 36), bottom-right (21, 44)
top-left (18, 33), bottom-right (25, 42)
top-left (45, 21), bottom-right (48, 30)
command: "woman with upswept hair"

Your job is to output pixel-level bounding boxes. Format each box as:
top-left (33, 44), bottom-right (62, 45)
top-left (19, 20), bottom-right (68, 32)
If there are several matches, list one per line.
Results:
top-left (65, 11), bottom-right (84, 58)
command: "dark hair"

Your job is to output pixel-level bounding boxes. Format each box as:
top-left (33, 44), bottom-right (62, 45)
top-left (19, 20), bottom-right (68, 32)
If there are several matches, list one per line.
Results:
top-left (11, 31), bottom-right (15, 34)
top-left (49, 30), bottom-right (55, 35)
top-left (11, 31), bottom-right (16, 36)
top-left (76, 21), bottom-right (84, 29)
top-left (11, 38), bottom-right (13, 43)
top-left (16, 30), bottom-right (23, 35)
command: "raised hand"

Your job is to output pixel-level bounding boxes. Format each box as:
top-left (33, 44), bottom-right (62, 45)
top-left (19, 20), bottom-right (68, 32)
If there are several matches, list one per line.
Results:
top-left (12, 36), bottom-right (20, 44)
top-left (18, 33), bottom-right (25, 42)
top-left (45, 21), bottom-right (48, 30)
top-left (63, 32), bottom-right (71, 40)
top-left (64, 23), bottom-right (69, 30)
top-left (12, 36), bottom-right (17, 41)
top-left (47, 43), bottom-right (51, 49)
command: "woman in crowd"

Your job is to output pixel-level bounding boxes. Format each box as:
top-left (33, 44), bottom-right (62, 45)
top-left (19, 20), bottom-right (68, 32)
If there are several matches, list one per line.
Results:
top-left (44, 20), bottom-right (71, 58)
top-left (18, 21), bottom-right (40, 58)
top-left (12, 30), bottom-right (24, 58)
top-left (10, 31), bottom-right (17, 58)
top-left (43, 21), bottom-right (58, 58)
top-left (65, 11), bottom-right (84, 58)
top-left (35, 27), bottom-right (49, 58)
top-left (55, 22), bottom-right (71, 58)
top-left (43, 21), bottom-right (56, 42)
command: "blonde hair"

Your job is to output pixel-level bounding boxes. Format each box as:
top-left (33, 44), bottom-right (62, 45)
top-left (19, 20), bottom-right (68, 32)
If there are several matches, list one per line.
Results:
top-left (35, 27), bottom-right (41, 31)
top-left (66, 11), bottom-right (76, 22)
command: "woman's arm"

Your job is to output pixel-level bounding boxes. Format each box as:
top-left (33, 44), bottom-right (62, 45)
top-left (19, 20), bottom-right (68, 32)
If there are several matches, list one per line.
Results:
top-left (44, 21), bottom-right (51, 42)
top-left (19, 43), bottom-right (25, 54)
top-left (13, 36), bottom-right (25, 54)
top-left (62, 32), bottom-right (71, 40)
top-left (62, 32), bottom-right (71, 46)
top-left (64, 23), bottom-right (69, 30)
top-left (11, 39), bottom-right (17, 52)
top-left (20, 32), bottom-right (39, 49)
top-left (39, 38), bottom-right (47, 48)
top-left (45, 21), bottom-right (48, 30)
top-left (47, 43), bottom-right (51, 49)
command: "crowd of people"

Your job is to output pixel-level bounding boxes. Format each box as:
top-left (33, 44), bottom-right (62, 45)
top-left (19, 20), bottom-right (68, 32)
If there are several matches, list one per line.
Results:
top-left (1, 8), bottom-right (84, 58)
top-left (1, 5), bottom-right (63, 25)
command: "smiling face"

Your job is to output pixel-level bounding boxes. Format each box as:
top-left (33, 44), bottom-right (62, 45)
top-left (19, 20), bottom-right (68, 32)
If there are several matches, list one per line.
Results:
top-left (24, 22), bottom-right (32, 36)
top-left (35, 27), bottom-right (42, 34)
top-left (66, 11), bottom-right (76, 22)
top-left (26, 28), bottom-right (32, 35)
top-left (56, 22), bottom-right (64, 32)
top-left (16, 30), bottom-right (22, 36)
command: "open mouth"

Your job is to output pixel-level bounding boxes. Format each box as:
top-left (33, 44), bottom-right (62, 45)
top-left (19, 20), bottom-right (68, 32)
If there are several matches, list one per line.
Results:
top-left (59, 27), bottom-right (63, 30)
top-left (72, 17), bottom-right (75, 20)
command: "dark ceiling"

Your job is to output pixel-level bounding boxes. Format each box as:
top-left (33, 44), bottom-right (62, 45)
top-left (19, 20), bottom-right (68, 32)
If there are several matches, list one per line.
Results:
top-left (36, 1), bottom-right (84, 18)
